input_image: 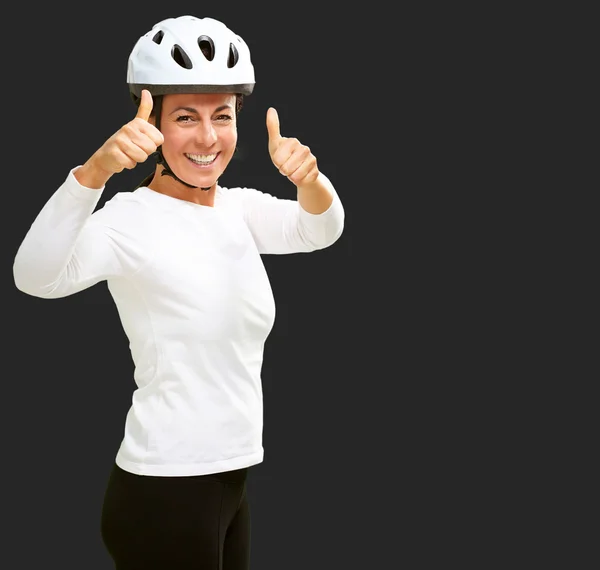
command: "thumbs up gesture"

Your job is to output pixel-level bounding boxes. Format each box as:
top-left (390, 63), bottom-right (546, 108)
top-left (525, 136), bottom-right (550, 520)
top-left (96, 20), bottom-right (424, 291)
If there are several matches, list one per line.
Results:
top-left (91, 89), bottom-right (165, 176)
top-left (266, 107), bottom-right (319, 187)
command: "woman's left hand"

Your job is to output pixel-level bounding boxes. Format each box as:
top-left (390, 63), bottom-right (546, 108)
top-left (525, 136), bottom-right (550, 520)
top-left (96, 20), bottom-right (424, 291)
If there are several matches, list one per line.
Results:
top-left (266, 107), bottom-right (319, 187)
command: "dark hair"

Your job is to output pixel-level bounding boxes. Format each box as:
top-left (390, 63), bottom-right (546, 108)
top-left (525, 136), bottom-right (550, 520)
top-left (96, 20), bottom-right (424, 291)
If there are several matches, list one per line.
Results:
top-left (130, 92), bottom-right (244, 117)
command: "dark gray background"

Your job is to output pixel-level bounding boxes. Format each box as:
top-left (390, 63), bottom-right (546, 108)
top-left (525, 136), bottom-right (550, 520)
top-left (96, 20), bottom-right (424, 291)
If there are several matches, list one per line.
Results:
top-left (2, 2), bottom-right (574, 569)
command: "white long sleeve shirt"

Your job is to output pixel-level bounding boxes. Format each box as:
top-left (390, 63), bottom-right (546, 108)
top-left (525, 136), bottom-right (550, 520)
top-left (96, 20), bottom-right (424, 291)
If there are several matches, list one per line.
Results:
top-left (13, 167), bottom-right (344, 476)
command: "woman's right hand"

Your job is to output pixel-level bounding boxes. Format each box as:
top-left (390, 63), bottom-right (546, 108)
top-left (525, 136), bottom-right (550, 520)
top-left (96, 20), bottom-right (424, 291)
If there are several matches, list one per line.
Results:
top-left (94, 89), bottom-right (164, 175)
top-left (75, 90), bottom-right (164, 189)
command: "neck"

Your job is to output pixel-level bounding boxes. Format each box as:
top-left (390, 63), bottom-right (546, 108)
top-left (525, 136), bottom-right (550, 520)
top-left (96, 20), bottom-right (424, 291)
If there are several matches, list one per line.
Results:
top-left (147, 167), bottom-right (217, 207)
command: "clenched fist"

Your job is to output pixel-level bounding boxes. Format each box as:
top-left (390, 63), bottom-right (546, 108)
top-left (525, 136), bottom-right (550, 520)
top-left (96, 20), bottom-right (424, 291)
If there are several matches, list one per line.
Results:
top-left (92, 89), bottom-right (164, 175)
top-left (266, 107), bottom-right (319, 187)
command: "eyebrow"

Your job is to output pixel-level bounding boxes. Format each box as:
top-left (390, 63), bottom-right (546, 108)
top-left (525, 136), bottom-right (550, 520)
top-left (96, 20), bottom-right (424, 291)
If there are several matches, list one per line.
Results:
top-left (169, 104), bottom-right (233, 115)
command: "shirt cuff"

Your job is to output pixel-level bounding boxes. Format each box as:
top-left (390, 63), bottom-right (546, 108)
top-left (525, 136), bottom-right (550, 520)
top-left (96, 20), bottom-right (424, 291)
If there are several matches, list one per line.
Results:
top-left (64, 166), bottom-right (106, 202)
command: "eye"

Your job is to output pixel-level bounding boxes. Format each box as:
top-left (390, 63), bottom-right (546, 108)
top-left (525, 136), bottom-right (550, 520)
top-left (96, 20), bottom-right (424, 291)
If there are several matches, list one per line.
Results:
top-left (215, 114), bottom-right (233, 121)
top-left (176, 115), bottom-right (195, 123)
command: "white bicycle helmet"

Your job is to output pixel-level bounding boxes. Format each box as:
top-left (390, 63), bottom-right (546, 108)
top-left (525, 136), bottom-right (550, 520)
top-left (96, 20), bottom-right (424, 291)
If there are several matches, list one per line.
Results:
top-left (127, 15), bottom-right (255, 97)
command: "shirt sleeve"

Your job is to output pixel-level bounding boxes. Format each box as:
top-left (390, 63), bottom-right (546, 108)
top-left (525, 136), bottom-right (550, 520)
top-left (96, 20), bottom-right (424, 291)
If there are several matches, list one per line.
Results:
top-left (231, 173), bottom-right (345, 255)
top-left (13, 167), bottom-right (152, 299)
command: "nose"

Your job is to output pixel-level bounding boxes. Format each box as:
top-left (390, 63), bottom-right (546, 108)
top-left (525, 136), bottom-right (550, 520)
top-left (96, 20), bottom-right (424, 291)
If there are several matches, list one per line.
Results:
top-left (196, 121), bottom-right (218, 146)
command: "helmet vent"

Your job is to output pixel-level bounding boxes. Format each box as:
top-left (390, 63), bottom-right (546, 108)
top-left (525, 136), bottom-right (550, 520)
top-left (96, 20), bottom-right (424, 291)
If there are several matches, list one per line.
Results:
top-left (198, 36), bottom-right (215, 61)
top-left (228, 43), bottom-right (239, 68)
top-left (171, 45), bottom-right (193, 69)
top-left (152, 30), bottom-right (164, 44)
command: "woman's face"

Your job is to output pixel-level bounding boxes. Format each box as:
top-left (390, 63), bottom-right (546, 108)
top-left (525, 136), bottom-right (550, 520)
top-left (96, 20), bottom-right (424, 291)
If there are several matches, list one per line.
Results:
top-left (157, 92), bottom-right (238, 188)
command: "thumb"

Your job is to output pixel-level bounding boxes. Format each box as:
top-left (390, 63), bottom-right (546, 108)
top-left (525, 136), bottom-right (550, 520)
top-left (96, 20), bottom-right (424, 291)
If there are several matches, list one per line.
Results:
top-left (266, 107), bottom-right (282, 146)
top-left (135, 89), bottom-right (153, 122)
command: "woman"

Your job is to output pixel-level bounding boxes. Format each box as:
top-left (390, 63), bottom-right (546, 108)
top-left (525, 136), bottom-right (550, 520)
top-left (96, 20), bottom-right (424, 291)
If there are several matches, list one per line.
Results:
top-left (12, 15), bottom-right (344, 570)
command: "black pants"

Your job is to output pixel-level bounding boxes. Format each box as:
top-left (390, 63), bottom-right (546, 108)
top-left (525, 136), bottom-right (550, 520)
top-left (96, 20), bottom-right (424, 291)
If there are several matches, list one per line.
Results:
top-left (101, 463), bottom-right (251, 570)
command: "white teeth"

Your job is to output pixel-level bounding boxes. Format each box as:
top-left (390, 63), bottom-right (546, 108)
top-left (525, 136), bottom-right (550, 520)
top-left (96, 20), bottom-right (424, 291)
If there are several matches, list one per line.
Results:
top-left (186, 153), bottom-right (217, 164)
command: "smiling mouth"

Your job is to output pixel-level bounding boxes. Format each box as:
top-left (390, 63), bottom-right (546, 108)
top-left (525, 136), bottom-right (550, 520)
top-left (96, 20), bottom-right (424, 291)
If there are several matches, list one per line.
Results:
top-left (185, 152), bottom-right (219, 166)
